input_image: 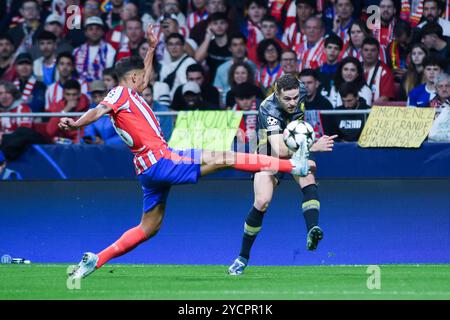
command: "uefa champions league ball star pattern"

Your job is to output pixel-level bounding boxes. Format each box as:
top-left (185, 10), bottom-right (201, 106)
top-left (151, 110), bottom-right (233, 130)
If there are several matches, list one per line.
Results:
top-left (283, 120), bottom-right (316, 151)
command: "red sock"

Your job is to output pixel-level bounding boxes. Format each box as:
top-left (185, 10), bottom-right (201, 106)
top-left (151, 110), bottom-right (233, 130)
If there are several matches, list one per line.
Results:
top-left (96, 226), bottom-right (148, 268)
top-left (233, 153), bottom-right (293, 173)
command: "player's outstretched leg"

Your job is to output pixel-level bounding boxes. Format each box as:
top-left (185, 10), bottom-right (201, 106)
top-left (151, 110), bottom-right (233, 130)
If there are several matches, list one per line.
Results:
top-left (69, 204), bottom-right (165, 279)
top-left (228, 173), bottom-right (276, 276)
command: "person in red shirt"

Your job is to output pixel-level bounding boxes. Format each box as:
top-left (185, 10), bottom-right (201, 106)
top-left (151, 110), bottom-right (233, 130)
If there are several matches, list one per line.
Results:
top-left (0, 81), bottom-right (32, 134)
top-left (362, 37), bottom-right (396, 104)
top-left (61, 25), bottom-right (317, 280)
top-left (46, 80), bottom-right (90, 143)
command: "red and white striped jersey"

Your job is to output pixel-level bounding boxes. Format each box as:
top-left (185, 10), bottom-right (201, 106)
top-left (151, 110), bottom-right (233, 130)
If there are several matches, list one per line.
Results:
top-left (186, 9), bottom-right (208, 31)
top-left (282, 23), bottom-right (306, 48)
top-left (99, 86), bottom-right (169, 175)
top-left (0, 102), bottom-right (32, 134)
top-left (296, 38), bottom-right (327, 71)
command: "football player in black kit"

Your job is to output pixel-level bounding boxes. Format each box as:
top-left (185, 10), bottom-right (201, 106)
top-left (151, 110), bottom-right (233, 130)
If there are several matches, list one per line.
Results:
top-left (228, 74), bottom-right (337, 275)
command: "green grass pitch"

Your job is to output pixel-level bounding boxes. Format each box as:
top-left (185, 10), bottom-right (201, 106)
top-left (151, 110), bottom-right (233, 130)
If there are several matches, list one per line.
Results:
top-left (1, 264), bottom-right (449, 300)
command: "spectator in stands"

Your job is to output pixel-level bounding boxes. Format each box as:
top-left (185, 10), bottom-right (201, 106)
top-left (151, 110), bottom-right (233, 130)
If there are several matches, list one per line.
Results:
top-left (45, 52), bottom-right (88, 111)
top-left (386, 19), bottom-right (413, 83)
top-left (84, 0), bottom-right (101, 19)
top-left (214, 33), bottom-right (257, 106)
top-left (142, 84), bottom-right (174, 141)
top-left (103, 0), bottom-right (125, 29)
top-left (0, 80), bottom-right (32, 134)
top-left (102, 67), bottom-right (119, 91)
top-left (282, 0), bottom-right (316, 49)
top-left (430, 72), bottom-right (450, 117)
top-left (8, 0), bottom-right (44, 52)
top-left (332, 0), bottom-right (355, 45)
top-left (195, 12), bottom-right (232, 82)
top-left (226, 61), bottom-right (264, 108)
top-left (0, 34), bottom-right (17, 81)
top-left (191, 0), bottom-right (228, 45)
top-left (106, 1), bottom-right (140, 51)
top-left (33, 31), bottom-right (58, 86)
top-left (417, 0), bottom-right (450, 37)
top-left (43, 14), bottom-right (73, 56)
top-left (161, 0), bottom-right (187, 27)
top-left (299, 69), bottom-right (333, 110)
top-left (231, 82), bottom-right (260, 148)
top-left (372, 0), bottom-right (397, 48)
top-left (256, 39), bottom-right (283, 93)
top-left (296, 16), bottom-right (327, 70)
top-left (172, 64), bottom-right (220, 110)
top-left (260, 15), bottom-right (287, 50)
top-left (83, 80), bottom-right (123, 145)
top-left (403, 43), bottom-right (429, 99)
top-left (408, 56), bottom-right (444, 107)
top-left (159, 33), bottom-right (196, 98)
top-left (47, 80), bottom-right (90, 143)
top-left (317, 34), bottom-right (343, 91)
top-left (328, 82), bottom-right (370, 142)
top-left (420, 22), bottom-right (450, 74)
top-left (176, 81), bottom-right (220, 110)
top-left (362, 37), bottom-right (396, 104)
top-left (280, 49), bottom-right (299, 77)
top-left (73, 17), bottom-right (116, 82)
top-left (115, 18), bottom-right (146, 61)
top-left (13, 53), bottom-right (46, 113)
top-left (323, 56), bottom-right (372, 108)
top-left (186, 0), bottom-right (209, 31)
top-left (240, 0), bottom-right (267, 64)
top-left (155, 14), bottom-right (197, 63)
top-left (339, 20), bottom-right (386, 63)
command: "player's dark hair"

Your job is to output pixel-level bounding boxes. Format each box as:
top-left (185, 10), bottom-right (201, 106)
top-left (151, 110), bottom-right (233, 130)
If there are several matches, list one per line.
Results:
top-left (325, 34), bottom-right (343, 51)
top-left (299, 68), bottom-right (319, 80)
top-left (166, 32), bottom-right (185, 45)
top-left (37, 30), bottom-right (57, 42)
top-left (257, 39), bottom-right (282, 65)
top-left (186, 64), bottom-right (205, 76)
top-left (339, 82), bottom-right (359, 98)
top-left (275, 74), bottom-right (300, 93)
top-left (362, 37), bottom-right (380, 50)
top-left (56, 51), bottom-right (74, 65)
top-left (63, 79), bottom-right (81, 91)
top-left (115, 56), bottom-right (145, 80)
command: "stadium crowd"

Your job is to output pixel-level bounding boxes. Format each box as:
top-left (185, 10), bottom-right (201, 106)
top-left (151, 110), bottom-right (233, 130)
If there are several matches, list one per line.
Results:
top-left (0, 0), bottom-right (449, 163)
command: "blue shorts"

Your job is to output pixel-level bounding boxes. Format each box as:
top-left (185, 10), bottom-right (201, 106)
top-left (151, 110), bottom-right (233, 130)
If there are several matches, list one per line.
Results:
top-left (138, 149), bottom-right (202, 213)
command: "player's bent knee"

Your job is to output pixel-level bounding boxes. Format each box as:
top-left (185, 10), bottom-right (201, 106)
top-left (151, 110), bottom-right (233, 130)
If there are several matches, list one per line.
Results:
top-left (254, 199), bottom-right (270, 212)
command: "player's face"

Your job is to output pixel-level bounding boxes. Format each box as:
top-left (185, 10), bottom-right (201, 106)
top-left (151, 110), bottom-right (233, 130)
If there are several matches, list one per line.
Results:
top-left (278, 88), bottom-right (300, 114)
top-left (129, 69), bottom-right (146, 88)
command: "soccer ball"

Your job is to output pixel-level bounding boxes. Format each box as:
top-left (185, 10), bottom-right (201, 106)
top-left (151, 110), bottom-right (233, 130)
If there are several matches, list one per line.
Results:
top-left (283, 120), bottom-right (315, 151)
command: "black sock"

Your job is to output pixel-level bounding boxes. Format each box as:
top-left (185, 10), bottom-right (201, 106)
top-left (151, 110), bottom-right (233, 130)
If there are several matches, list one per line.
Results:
top-left (239, 206), bottom-right (265, 260)
top-left (302, 184), bottom-right (320, 232)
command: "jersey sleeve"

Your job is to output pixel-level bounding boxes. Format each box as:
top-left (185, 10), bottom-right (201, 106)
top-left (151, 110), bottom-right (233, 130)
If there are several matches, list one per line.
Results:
top-left (258, 102), bottom-right (283, 136)
top-left (99, 86), bottom-right (128, 113)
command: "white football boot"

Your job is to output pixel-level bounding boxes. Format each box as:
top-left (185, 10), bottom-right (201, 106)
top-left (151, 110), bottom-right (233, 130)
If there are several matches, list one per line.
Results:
top-left (68, 252), bottom-right (99, 279)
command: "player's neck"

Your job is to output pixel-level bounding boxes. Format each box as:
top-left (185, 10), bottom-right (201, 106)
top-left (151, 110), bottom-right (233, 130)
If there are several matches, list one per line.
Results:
top-left (119, 80), bottom-right (138, 92)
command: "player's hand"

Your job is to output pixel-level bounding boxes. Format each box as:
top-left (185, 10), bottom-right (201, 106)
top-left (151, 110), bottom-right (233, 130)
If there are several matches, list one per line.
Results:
top-left (147, 24), bottom-right (158, 50)
top-left (58, 117), bottom-right (78, 131)
top-left (311, 135), bottom-right (337, 152)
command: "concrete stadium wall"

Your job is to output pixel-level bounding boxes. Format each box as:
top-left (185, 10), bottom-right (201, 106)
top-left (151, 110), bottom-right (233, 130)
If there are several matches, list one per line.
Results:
top-left (0, 178), bottom-right (449, 266)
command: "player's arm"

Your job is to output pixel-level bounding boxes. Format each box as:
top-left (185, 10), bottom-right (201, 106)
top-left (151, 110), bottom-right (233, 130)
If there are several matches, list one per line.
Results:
top-left (58, 104), bottom-right (113, 131)
top-left (268, 134), bottom-right (293, 158)
top-left (138, 24), bottom-right (158, 93)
